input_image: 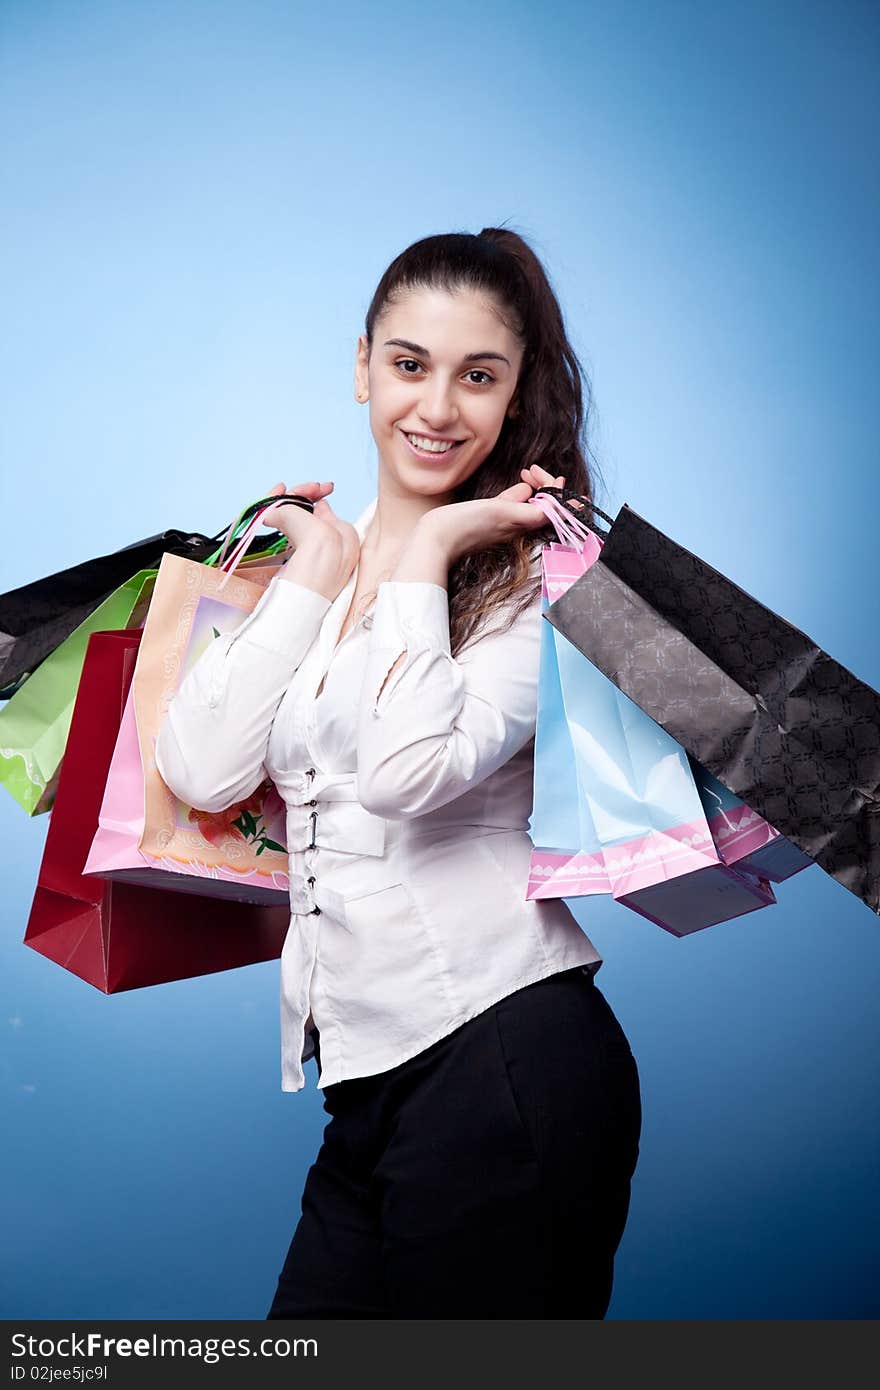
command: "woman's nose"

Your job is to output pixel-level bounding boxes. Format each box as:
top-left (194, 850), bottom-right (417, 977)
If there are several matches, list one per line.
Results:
top-left (418, 378), bottom-right (459, 429)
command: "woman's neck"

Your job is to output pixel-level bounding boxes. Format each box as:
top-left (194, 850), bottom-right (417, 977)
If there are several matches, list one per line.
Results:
top-left (362, 485), bottom-right (449, 561)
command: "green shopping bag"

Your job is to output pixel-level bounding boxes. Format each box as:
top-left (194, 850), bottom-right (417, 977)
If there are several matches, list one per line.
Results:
top-left (0, 569), bottom-right (156, 815)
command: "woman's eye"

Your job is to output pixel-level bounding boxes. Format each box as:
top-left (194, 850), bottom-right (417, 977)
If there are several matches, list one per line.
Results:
top-left (394, 359), bottom-right (493, 385)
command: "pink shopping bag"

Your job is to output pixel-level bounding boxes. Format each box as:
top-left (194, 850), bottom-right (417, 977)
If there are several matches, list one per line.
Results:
top-left (84, 500), bottom-right (295, 905)
top-left (84, 675), bottom-right (289, 903)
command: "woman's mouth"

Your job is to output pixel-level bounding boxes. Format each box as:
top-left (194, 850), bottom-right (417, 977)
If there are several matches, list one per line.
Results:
top-left (400, 430), bottom-right (466, 461)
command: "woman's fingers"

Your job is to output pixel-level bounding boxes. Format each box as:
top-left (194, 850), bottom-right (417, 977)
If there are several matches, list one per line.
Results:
top-left (520, 466), bottom-right (565, 488)
top-left (267, 481), bottom-right (334, 495)
top-left (260, 483), bottom-right (326, 536)
top-left (283, 483), bottom-right (335, 500)
top-left (260, 481), bottom-right (333, 522)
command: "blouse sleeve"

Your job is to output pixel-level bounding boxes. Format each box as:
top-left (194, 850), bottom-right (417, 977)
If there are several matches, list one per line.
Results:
top-left (355, 557), bottom-right (543, 821)
top-left (154, 575), bottom-right (331, 813)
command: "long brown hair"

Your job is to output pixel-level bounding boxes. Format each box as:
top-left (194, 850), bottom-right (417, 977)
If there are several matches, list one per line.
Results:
top-left (363, 226), bottom-right (603, 655)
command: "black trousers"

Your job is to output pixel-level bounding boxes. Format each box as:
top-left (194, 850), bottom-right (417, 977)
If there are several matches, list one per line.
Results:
top-left (266, 965), bottom-right (641, 1319)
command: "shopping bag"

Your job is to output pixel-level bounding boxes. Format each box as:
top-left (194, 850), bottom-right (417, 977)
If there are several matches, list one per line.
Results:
top-left (0, 500), bottom-right (298, 814)
top-left (541, 493), bottom-right (879, 916)
top-left (84, 672), bottom-right (289, 904)
top-left (0, 495), bottom-right (295, 696)
top-left (0, 569), bottom-right (156, 815)
top-left (0, 526), bottom-right (229, 694)
top-left (84, 499), bottom-right (303, 901)
top-left (689, 757), bottom-right (814, 883)
top-left (24, 630), bottom-right (290, 992)
top-left (526, 495), bottom-right (778, 935)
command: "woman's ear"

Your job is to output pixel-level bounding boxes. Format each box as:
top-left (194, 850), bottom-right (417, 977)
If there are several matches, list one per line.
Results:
top-left (354, 334), bottom-right (370, 403)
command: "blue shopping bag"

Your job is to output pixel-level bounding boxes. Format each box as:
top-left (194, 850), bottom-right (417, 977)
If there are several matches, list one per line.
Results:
top-left (526, 498), bottom-right (777, 936)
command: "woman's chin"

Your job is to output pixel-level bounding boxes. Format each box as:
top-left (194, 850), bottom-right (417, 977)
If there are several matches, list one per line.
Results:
top-left (378, 459), bottom-right (460, 496)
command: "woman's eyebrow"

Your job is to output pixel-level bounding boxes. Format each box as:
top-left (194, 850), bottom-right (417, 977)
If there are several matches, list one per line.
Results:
top-left (383, 337), bottom-right (511, 366)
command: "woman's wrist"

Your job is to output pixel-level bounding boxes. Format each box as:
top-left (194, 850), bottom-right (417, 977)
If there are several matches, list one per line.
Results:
top-left (388, 521), bottom-right (452, 586)
top-left (279, 536), bottom-right (351, 601)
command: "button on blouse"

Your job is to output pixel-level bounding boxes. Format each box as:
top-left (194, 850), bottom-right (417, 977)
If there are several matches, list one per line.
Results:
top-left (155, 495), bottom-right (602, 1092)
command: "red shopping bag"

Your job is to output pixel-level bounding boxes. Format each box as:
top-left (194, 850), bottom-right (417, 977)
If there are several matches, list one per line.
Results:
top-left (24, 629), bottom-right (290, 992)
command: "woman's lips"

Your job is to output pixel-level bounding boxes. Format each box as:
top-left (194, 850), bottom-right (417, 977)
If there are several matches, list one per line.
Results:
top-left (400, 431), bottom-right (466, 461)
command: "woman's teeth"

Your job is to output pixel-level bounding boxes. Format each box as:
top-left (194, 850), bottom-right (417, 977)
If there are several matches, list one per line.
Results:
top-left (404, 432), bottom-right (463, 455)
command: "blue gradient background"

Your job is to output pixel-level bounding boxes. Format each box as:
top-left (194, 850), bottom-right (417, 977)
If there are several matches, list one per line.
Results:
top-left (2, 0), bottom-right (878, 1320)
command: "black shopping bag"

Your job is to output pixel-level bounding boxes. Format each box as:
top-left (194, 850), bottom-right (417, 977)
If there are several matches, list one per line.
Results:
top-left (0, 501), bottom-right (293, 694)
top-left (539, 491), bottom-right (880, 916)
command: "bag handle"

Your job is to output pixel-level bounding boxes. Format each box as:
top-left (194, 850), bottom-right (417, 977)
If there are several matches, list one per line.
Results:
top-left (528, 488), bottom-right (613, 550)
top-left (215, 494), bottom-right (315, 592)
top-left (530, 485), bottom-right (614, 536)
top-left (219, 494), bottom-right (315, 572)
top-left (203, 523), bottom-right (287, 569)
top-left (206, 494), bottom-right (309, 569)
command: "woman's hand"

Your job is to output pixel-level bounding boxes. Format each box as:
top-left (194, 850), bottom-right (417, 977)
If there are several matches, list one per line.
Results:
top-left (261, 481), bottom-right (360, 602)
top-left (417, 465), bottom-right (567, 564)
top-left (260, 481), bottom-right (355, 557)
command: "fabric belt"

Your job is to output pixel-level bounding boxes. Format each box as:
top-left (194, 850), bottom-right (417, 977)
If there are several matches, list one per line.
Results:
top-left (277, 769), bottom-right (387, 858)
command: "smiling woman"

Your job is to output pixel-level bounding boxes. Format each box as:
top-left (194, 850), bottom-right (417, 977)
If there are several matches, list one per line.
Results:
top-left (358, 287), bottom-right (524, 493)
top-left (155, 226), bottom-right (639, 1319)
top-left (351, 230), bottom-right (601, 658)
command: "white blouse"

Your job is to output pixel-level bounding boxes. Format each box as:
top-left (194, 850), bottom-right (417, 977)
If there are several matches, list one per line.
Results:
top-left (155, 495), bottom-right (602, 1092)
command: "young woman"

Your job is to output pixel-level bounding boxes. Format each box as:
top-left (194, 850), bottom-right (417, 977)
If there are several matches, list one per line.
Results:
top-left (155, 227), bottom-right (642, 1319)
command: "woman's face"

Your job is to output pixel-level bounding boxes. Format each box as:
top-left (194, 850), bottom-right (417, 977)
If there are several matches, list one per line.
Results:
top-left (354, 284), bottom-right (524, 500)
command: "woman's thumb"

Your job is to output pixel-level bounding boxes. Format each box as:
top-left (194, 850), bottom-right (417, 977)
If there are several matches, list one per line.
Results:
top-left (500, 481), bottom-right (535, 503)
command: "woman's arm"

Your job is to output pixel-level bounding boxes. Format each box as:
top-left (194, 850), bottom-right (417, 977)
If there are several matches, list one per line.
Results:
top-left (356, 527), bottom-right (543, 821)
top-left (370, 533), bottom-right (449, 703)
top-left (154, 542), bottom-right (345, 813)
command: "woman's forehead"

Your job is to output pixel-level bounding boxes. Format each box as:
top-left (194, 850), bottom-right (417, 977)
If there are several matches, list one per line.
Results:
top-left (378, 284), bottom-right (521, 349)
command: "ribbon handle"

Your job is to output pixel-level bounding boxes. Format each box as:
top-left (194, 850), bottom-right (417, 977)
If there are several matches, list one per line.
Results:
top-left (214, 494), bottom-right (316, 592)
top-left (528, 489), bottom-right (605, 551)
